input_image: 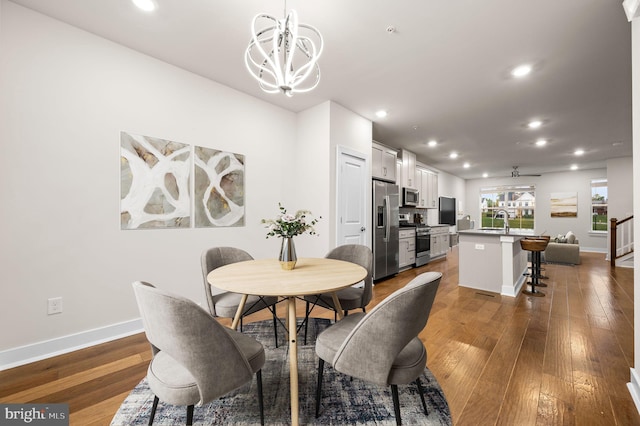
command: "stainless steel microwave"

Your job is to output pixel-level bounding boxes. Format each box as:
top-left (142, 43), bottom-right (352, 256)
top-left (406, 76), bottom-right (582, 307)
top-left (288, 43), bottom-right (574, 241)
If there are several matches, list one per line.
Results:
top-left (403, 187), bottom-right (419, 206)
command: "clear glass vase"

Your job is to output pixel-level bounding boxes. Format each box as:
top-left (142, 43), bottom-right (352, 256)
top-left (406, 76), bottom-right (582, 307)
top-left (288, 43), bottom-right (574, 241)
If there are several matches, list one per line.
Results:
top-left (279, 237), bottom-right (297, 270)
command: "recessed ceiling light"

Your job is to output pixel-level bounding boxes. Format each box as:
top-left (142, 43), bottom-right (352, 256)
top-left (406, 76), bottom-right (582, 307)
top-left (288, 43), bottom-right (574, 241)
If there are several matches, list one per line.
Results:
top-left (535, 139), bottom-right (547, 147)
top-left (463, 162), bottom-right (470, 168)
top-left (612, 141), bottom-right (623, 146)
top-left (132, 0), bottom-right (157, 12)
top-left (528, 120), bottom-right (542, 129)
top-left (375, 110), bottom-right (388, 118)
top-left (482, 172), bottom-right (489, 178)
top-left (427, 140), bottom-right (437, 147)
top-left (449, 152), bottom-right (458, 159)
top-left (511, 64), bottom-right (532, 78)
top-left (570, 164), bottom-right (578, 170)
top-left (574, 149), bottom-right (585, 156)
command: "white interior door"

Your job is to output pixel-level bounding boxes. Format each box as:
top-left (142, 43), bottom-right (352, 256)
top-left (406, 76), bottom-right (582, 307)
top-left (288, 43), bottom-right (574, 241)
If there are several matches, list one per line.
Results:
top-left (337, 147), bottom-right (369, 246)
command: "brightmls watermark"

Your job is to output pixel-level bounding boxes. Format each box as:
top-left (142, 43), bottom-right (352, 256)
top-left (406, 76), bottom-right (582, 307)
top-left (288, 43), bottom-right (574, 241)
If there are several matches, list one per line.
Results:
top-left (1, 404), bottom-right (68, 425)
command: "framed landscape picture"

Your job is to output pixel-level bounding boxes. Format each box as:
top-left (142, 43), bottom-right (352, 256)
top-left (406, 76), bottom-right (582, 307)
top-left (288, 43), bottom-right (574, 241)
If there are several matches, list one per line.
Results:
top-left (550, 192), bottom-right (577, 217)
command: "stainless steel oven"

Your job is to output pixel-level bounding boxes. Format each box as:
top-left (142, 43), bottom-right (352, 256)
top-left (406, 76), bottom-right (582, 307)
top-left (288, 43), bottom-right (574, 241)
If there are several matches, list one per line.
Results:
top-left (415, 225), bottom-right (431, 266)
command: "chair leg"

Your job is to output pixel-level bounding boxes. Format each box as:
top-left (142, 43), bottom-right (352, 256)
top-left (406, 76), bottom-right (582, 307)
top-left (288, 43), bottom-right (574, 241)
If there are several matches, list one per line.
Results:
top-left (391, 385), bottom-right (402, 425)
top-left (315, 358), bottom-right (325, 418)
top-left (148, 396), bottom-right (159, 425)
top-left (272, 311), bottom-right (279, 348)
top-left (257, 370), bottom-right (264, 425)
top-left (186, 405), bottom-right (194, 425)
top-left (240, 316), bottom-right (243, 332)
top-left (415, 377), bottom-right (428, 415)
top-left (304, 301), bottom-right (310, 345)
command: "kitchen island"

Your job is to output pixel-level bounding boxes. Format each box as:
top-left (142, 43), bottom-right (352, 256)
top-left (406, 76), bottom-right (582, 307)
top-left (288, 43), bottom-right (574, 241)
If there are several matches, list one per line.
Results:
top-left (458, 228), bottom-right (538, 296)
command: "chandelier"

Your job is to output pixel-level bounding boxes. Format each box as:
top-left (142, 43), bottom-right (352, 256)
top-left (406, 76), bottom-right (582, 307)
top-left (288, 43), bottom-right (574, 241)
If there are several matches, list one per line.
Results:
top-left (245, 6), bottom-right (323, 97)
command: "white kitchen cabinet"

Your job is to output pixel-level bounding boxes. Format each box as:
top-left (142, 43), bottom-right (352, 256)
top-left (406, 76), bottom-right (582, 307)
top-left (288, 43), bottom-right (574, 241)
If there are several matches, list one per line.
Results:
top-left (401, 149), bottom-right (417, 189)
top-left (417, 168), bottom-right (429, 208)
top-left (372, 141), bottom-right (397, 182)
top-left (449, 233), bottom-right (459, 247)
top-left (430, 225), bottom-right (449, 260)
top-left (399, 228), bottom-right (416, 268)
top-left (427, 171), bottom-right (438, 208)
top-left (415, 166), bottom-right (438, 208)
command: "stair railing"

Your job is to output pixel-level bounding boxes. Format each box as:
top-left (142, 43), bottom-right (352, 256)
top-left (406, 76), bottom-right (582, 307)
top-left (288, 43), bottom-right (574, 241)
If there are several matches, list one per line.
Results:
top-left (610, 216), bottom-right (634, 267)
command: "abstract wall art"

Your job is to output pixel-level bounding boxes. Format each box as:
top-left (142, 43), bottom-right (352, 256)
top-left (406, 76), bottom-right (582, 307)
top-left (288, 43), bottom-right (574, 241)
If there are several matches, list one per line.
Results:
top-left (550, 192), bottom-right (578, 218)
top-left (120, 132), bottom-right (192, 229)
top-left (194, 146), bottom-right (245, 227)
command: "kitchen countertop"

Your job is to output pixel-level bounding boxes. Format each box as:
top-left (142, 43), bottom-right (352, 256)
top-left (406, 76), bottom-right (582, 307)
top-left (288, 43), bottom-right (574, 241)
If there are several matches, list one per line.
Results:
top-left (459, 228), bottom-right (539, 237)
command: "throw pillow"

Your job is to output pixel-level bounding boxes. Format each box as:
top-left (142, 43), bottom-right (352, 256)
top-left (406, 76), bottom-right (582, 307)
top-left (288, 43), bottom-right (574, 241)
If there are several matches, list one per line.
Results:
top-left (565, 231), bottom-right (576, 244)
top-left (554, 234), bottom-right (566, 243)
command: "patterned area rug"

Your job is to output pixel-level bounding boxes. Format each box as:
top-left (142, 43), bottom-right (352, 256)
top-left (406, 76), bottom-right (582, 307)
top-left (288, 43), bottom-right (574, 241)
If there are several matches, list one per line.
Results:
top-left (111, 319), bottom-right (451, 425)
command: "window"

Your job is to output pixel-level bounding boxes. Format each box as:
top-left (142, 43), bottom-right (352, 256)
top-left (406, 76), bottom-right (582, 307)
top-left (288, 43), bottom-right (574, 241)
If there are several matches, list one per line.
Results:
top-left (480, 185), bottom-right (536, 229)
top-left (591, 179), bottom-right (608, 231)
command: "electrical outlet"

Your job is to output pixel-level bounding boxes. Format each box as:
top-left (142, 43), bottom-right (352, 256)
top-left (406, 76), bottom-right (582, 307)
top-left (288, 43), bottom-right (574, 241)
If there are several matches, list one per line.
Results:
top-left (48, 297), bottom-right (63, 315)
top-left (475, 244), bottom-right (485, 250)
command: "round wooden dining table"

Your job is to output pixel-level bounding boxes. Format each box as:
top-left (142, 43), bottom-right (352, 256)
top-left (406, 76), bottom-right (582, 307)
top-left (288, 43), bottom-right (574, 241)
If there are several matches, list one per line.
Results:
top-left (207, 257), bottom-right (367, 426)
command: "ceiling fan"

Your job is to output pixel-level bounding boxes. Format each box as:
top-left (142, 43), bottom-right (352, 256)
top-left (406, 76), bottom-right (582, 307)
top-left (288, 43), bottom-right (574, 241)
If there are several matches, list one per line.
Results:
top-left (511, 166), bottom-right (541, 177)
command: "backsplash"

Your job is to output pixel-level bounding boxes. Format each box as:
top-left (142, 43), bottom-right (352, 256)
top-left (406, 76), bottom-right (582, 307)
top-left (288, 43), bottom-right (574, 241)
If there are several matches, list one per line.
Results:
top-left (399, 207), bottom-right (427, 224)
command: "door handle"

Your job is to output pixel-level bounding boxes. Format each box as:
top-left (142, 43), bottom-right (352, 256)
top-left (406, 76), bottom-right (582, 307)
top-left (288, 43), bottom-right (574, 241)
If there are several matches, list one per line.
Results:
top-left (383, 196), bottom-right (390, 242)
top-left (360, 227), bottom-right (366, 232)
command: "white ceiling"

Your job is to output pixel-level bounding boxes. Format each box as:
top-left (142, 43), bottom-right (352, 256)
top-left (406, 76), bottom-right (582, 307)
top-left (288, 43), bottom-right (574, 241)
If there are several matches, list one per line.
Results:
top-left (9, 0), bottom-right (633, 179)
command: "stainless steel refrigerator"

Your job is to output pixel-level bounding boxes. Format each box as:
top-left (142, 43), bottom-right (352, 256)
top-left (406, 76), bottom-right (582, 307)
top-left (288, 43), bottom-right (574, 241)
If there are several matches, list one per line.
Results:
top-left (373, 180), bottom-right (400, 280)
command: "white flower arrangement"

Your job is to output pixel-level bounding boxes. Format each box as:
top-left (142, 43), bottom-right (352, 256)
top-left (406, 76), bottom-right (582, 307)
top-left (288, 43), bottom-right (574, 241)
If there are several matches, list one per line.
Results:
top-left (261, 203), bottom-right (321, 238)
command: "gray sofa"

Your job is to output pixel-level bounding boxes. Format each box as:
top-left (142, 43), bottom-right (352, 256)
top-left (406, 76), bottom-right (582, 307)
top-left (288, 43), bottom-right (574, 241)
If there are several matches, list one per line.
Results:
top-left (544, 231), bottom-right (580, 264)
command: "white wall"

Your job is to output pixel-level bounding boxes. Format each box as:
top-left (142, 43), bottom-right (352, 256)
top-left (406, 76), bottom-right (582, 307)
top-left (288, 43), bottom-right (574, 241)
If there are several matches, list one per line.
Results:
top-left (0, 3), bottom-right (300, 353)
top-left (294, 102), bottom-right (331, 257)
top-left (607, 157), bottom-right (634, 259)
top-left (464, 168), bottom-right (612, 252)
top-left (293, 101), bottom-right (373, 254)
top-left (607, 157), bottom-right (634, 219)
top-left (631, 12), bottom-right (640, 413)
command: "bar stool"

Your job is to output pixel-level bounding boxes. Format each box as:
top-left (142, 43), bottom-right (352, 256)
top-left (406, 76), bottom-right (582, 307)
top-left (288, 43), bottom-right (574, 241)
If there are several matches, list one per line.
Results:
top-left (520, 237), bottom-right (549, 297)
top-left (536, 235), bottom-right (551, 281)
top-left (523, 235), bottom-right (550, 285)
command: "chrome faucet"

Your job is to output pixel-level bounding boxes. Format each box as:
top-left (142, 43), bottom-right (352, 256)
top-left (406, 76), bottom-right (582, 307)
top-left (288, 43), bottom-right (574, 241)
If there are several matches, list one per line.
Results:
top-left (497, 209), bottom-right (510, 233)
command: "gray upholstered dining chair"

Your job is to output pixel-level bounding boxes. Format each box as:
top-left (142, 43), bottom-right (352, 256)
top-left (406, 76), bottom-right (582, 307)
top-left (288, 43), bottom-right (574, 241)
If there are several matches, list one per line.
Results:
top-left (303, 244), bottom-right (373, 344)
top-left (201, 247), bottom-right (280, 346)
top-left (314, 271), bottom-right (442, 425)
top-left (132, 281), bottom-right (265, 426)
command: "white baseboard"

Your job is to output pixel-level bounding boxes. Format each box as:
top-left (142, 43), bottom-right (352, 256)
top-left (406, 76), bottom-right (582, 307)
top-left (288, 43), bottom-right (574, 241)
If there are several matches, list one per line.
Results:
top-left (628, 368), bottom-right (640, 415)
top-left (0, 318), bottom-right (144, 371)
top-left (501, 266), bottom-right (527, 297)
top-left (581, 247), bottom-right (608, 254)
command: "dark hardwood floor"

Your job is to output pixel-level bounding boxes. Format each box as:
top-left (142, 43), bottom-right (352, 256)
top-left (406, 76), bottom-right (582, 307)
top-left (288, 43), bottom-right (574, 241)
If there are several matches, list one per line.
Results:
top-left (0, 248), bottom-right (636, 425)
